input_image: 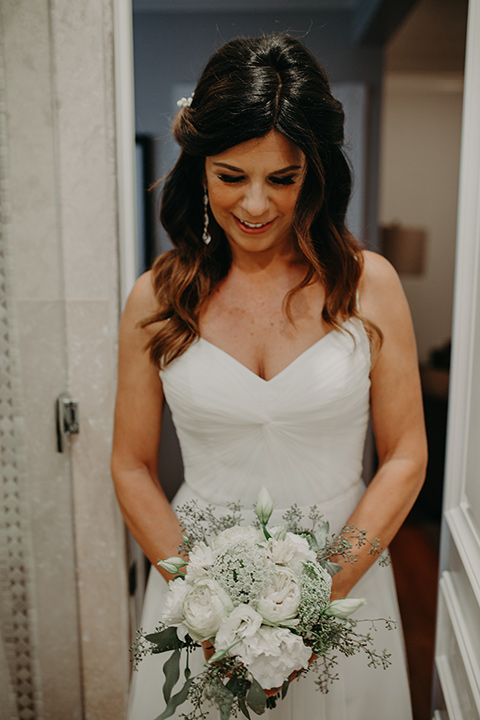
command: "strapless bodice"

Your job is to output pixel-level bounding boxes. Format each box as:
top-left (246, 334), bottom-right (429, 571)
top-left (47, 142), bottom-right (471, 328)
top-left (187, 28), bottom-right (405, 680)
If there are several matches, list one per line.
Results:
top-left (159, 318), bottom-right (371, 513)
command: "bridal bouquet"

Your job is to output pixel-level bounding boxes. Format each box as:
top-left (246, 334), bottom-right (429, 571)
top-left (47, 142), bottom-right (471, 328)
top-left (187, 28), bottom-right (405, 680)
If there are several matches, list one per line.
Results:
top-left (132, 489), bottom-right (394, 720)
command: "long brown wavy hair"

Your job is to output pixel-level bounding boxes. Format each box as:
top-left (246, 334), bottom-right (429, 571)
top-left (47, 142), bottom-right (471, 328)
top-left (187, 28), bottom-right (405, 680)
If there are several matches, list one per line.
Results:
top-left (143, 34), bottom-right (381, 368)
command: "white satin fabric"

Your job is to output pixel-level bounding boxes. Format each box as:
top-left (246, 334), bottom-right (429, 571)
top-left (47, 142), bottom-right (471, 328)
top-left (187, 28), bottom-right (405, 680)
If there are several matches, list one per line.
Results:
top-left (128, 319), bottom-right (413, 720)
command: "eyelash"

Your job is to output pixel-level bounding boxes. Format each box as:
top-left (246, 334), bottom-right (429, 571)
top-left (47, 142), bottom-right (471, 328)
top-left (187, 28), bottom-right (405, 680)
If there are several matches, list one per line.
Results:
top-left (217, 174), bottom-right (296, 186)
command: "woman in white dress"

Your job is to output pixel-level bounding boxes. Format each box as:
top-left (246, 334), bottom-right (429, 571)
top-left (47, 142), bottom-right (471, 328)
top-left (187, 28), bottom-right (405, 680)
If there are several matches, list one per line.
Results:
top-left (112, 34), bottom-right (427, 720)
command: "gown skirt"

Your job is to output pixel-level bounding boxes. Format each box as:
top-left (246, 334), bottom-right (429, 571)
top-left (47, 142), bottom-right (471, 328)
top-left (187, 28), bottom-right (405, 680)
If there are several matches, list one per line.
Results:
top-left (128, 319), bottom-right (413, 720)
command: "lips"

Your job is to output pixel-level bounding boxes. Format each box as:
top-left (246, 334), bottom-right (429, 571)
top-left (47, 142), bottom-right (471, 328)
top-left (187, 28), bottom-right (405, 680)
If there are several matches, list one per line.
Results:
top-left (234, 216), bottom-right (275, 233)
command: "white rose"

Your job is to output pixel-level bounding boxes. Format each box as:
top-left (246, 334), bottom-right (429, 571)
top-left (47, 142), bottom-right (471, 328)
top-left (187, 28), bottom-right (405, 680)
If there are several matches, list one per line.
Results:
top-left (211, 525), bottom-right (263, 551)
top-left (186, 541), bottom-right (214, 580)
top-left (160, 577), bottom-right (190, 640)
top-left (267, 533), bottom-right (316, 573)
top-left (256, 566), bottom-right (301, 624)
top-left (182, 577), bottom-right (234, 642)
top-left (215, 604), bottom-right (263, 650)
top-left (161, 577), bottom-right (189, 626)
top-left (234, 626), bottom-right (311, 689)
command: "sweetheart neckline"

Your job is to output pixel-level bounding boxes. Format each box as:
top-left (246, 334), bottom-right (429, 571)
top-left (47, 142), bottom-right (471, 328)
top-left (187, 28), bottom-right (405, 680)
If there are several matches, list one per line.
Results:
top-left (198, 317), bottom-right (356, 384)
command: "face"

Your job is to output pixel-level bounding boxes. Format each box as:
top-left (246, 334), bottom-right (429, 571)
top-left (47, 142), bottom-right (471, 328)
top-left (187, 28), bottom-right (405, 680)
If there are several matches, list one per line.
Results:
top-left (204, 131), bottom-right (306, 256)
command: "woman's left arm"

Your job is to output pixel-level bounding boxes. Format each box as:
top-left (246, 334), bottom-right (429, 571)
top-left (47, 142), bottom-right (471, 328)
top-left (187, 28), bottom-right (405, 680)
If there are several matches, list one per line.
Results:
top-left (330, 250), bottom-right (428, 600)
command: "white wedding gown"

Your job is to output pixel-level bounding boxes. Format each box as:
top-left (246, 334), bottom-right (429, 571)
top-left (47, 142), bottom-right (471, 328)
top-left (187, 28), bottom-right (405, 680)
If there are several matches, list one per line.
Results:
top-left (128, 318), bottom-right (413, 720)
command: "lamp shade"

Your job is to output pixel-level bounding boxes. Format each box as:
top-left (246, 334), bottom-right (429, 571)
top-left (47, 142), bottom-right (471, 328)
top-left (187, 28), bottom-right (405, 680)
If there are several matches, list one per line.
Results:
top-left (381, 224), bottom-right (427, 276)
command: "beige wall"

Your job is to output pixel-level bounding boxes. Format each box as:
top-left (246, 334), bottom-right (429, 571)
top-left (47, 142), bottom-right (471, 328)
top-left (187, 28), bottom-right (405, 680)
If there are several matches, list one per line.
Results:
top-left (0, 1), bottom-right (130, 718)
top-left (379, 73), bottom-right (464, 364)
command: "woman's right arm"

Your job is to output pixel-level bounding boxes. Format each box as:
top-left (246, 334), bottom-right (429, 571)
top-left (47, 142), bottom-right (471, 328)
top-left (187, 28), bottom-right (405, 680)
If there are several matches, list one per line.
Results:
top-left (111, 271), bottom-right (184, 578)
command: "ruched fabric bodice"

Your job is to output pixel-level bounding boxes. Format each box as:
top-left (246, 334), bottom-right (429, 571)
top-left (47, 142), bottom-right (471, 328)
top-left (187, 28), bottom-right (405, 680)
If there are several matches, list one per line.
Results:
top-left (160, 318), bottom-right (371, 514)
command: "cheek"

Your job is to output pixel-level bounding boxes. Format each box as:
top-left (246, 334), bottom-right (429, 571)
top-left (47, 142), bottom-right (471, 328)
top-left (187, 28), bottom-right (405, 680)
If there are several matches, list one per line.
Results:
top-left (208, 184), bottom-right (238, 212)
top-left (279, 188), bottom-right (301, 216)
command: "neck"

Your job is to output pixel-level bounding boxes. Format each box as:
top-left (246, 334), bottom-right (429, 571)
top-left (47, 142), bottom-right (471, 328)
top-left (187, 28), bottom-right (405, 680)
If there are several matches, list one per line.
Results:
top-left (228, 239), bottom-right (306, 278)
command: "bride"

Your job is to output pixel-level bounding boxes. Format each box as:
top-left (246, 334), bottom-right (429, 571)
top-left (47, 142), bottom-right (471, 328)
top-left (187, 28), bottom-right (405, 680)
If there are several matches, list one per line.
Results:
top-left (112, 34), bottom-right (427, 719)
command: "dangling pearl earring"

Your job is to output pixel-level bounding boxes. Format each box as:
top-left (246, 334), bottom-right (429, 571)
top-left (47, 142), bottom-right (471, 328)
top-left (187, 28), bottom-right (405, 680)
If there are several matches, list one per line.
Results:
top-left (202, 185), bottom-right (212, 245)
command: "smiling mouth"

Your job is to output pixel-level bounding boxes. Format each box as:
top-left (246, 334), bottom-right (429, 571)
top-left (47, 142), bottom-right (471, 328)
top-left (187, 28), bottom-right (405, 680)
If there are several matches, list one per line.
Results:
top-left (241, 220), bottom-right (269, 228)
top-left (235, 217), bottom-right (274, 230)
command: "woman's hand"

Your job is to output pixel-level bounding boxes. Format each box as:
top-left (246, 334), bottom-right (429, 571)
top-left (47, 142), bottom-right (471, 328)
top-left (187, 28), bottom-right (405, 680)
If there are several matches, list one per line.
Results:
top-left (202, 641), bottom-right (215, 662)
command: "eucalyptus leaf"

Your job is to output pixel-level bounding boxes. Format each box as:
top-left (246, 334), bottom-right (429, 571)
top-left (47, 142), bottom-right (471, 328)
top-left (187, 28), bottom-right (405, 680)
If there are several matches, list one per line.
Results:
top-left (217, 685), bottom-right (235, 720)
top-left (225, 675), bottom-right (242, 695)
top-left (246, 679), bottom-right (267, 715)
top-left (322, 560), bottom-right (343, 577)
top-left (146, 626), bottom-right (184, 652)
top-left (154, 677), bottom-right (193, 720)
top-left (238, 694), bottom-right (251, 719)
top-left (315, 521), bottom-right (330, 550)
top-left (299, 530), bottom-right (317, 551)
top-left (162, 648), bottom-right (181, 704)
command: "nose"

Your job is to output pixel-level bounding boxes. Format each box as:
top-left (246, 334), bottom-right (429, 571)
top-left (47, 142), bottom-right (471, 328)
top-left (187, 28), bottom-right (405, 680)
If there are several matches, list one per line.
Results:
top-left (240, 182), bottom-right (270, 218)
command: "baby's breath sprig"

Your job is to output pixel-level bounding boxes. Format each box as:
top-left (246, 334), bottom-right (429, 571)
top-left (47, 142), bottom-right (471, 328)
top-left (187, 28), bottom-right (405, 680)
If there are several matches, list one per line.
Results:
top-left (177, 501), bottom-right (244, 555)
top-left (130, 624), bottom-right (166, 670)
top-left (281, 506), bottom-right (389, 570)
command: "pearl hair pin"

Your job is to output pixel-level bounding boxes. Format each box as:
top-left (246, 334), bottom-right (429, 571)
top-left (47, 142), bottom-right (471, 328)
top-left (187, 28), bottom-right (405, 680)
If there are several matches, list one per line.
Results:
top-left (176, 94), bottom-right (194, 108)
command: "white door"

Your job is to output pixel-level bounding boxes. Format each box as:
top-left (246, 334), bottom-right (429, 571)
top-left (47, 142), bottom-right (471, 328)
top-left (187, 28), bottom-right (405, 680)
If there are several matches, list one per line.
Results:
top-left (433, 1), bottom-right (480, 718)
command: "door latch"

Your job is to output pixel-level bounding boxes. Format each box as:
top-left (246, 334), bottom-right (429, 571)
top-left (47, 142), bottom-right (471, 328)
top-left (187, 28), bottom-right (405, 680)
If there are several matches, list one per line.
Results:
top-left (56, 393), bottom-right (80, 453)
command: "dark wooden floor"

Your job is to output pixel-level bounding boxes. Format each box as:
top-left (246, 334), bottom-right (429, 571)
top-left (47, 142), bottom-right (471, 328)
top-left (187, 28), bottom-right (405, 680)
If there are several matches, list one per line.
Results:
top-left (390, 520), bottom-right (440, 720)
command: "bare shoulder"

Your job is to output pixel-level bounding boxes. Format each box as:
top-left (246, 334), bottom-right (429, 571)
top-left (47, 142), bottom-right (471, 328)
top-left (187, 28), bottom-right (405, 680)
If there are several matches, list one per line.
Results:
top-left (124, 270), bottom-right (158, 319)
top-left (120, 270), bottom-right (164, 339)
top-left (358, 250), bottom-right (409, 331)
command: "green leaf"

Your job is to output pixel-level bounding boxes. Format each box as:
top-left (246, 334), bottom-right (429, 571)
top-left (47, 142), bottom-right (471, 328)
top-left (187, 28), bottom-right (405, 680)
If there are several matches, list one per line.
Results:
top-left (246, 679), bottom-right (267, 715)
top-left (217, 685), bottom-right (235, 720)
top-left (146, 626), bottom-right (184, 653)
top-left (162, 649), bottom-right (181, 705)
top-left (226, 675), bottom-right (250, 719)
top-left (315, 522), bottom-right (329, 550)
top-left (281, 679), bottom-right (290, 699)
top-left (225, 675), bottom-right (242, 695)
top-left (238, 694), bottom-right (251, 719)
top-left (153, 677), bottom-right (193, 720)
top-left (322, 560), bottom-right (343, 577)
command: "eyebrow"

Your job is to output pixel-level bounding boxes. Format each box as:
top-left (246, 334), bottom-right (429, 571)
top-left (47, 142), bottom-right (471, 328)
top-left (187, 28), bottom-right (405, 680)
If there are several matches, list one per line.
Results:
top-left (212, 162), bottom-right (303, 174)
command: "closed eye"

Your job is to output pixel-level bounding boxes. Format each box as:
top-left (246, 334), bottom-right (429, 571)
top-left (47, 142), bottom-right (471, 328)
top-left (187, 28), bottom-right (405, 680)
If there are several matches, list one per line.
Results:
top-left (217, 174), bottom-right (245, 184)
top-left (269, 175), bottom-right (296, 186)
top-left (218, 174), bottom-right (297, 186)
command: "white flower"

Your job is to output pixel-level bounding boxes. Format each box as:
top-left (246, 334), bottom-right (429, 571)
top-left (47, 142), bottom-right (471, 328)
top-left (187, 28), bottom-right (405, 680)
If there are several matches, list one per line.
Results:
top-left (215, 604), bottom-right (263, 650)
top-left (255, 487), bottom-right (274, 525)
top-left (182, 577), bottom-right (234, 642)
top-left (157, 556), bottom-right (187, 575)
top-left (211, 525), bottom-right (263, 551)
top-left (161, 577), bottom-right (189, 628)
top-left (186, 541), bottom-right (214, 580)
top-left (324, 597), bottom-right (367, 619)
top-left (271, 524), bottom-right (288, 541)
top-left (234, 626), bottom-right (311, 689)
top-left (267, 533), bottom-right (316, 574)
top-left (209, 541), bottom-right (271, 606)
top-left (256, 566), bottom-right (301, 624)
top-left (298, 560), bottom-right (333, 628)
